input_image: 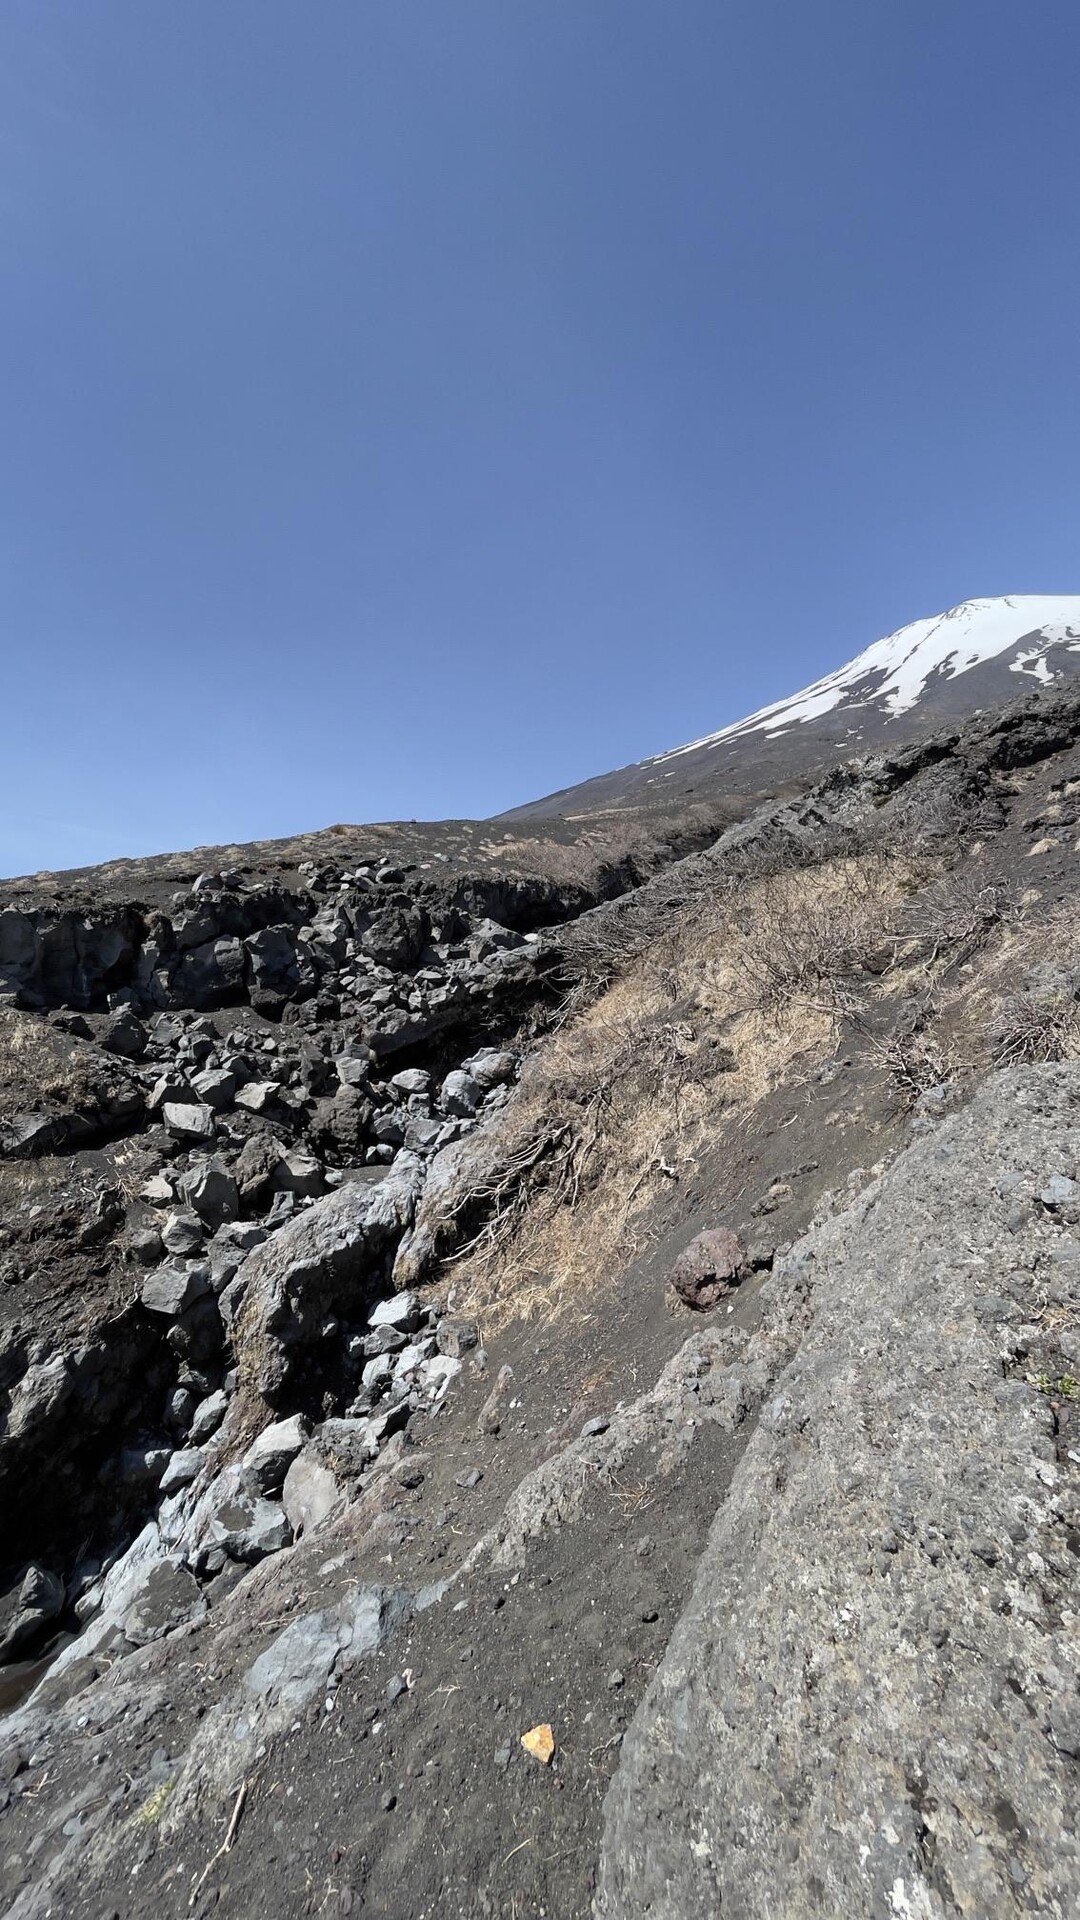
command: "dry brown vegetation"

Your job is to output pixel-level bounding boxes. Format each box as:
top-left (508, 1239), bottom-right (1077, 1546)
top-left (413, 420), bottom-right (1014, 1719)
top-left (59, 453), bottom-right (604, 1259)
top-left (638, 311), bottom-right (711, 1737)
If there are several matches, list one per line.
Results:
top-left (443, 825), bottom-right (1080, 1327)
top-left (478, 794), bottom-right (745, 892)
top-left (446, 846), bottom-right (919, 1323)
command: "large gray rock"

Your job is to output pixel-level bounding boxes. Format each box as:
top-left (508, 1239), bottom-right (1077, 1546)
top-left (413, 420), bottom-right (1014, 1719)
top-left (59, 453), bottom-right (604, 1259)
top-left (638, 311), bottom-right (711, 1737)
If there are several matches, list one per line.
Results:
top-left (243, 1413), bottom-right (310, 1494)
top-left (282, 1450), bottom-right (344, 1536)
top-left (207, 1490), bottom-right (292, 1563)
top-left (158, 1447), bottom-right (205, 1494)
top-left (369, 1288), bottom-right (422, 1332)
top-left (0, 1563), bottom-right (64, 1659)
top-left (392, 1127), bottom-right (504, 1290)
top-left (159, 1208), bottom-right (204, 1256)
top-left (97, 1007), bottom-right (146, 1059)
top-left (597, 1066), bottom-right (1080, 1920)
top-left (439, 1068), bottom-right (483, 1116)
top-left (180, 1155), bottom-right (240, 1226)
top-left (188, 1387), bottom-right (228, 1443)
top-left (162, 1100), bottom-right (215, 1142)
top-left (361, 904), bottom-right (429, 970)
top-left (191, 1065), bottom-right (236, 1110)
top-left (233, 1153), bottom-right (427, 1408)
top-left (170, 935), bottom-right (246, 1008)
top-left (140, 1261), bottom-right (213, 1317)
top-left (461, 1046), bottom-right (516, 1089)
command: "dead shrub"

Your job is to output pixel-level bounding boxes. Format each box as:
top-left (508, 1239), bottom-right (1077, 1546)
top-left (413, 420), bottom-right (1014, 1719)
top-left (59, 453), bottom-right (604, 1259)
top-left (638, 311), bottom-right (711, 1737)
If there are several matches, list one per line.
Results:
top-left (898, 870), bottom-right (1016, 972)
top-left (992, 989), bottom-right (1080, 1066)
top-left (866, 1020), bottom-right (954, 1107)
top-left (728, 857), bottom-right (901, 1023)
top-left (451, 1003), bottom-right (735, 1318)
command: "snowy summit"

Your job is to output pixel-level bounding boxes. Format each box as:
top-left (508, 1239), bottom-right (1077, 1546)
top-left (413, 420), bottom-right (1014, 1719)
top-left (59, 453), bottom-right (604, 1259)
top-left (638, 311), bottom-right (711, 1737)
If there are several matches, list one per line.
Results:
top-left (509, 593), bottom-right (1080, 820)
top-left (652, 595), bottom-right (1080, 761)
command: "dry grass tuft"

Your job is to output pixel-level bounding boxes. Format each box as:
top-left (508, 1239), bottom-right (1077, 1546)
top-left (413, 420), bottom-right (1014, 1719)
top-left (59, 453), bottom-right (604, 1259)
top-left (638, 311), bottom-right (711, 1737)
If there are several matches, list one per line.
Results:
top-left (449, 849), bottom-right (918, 1325)
top-left (992, 989), bottom-right (1080, 1066)
top-left (444, 841), bottom-right (1080, 1328)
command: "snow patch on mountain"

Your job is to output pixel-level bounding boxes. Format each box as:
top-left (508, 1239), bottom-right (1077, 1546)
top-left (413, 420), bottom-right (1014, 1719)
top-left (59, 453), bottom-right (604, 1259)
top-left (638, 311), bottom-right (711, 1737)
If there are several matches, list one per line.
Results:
top-left (651, 595), bottom-right (1080, 765)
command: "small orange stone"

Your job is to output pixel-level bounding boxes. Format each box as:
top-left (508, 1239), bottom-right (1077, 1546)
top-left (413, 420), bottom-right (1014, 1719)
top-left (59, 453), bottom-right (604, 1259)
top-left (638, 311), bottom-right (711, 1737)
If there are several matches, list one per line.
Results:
top-left (520, 1723), bottom-right (555, 1765)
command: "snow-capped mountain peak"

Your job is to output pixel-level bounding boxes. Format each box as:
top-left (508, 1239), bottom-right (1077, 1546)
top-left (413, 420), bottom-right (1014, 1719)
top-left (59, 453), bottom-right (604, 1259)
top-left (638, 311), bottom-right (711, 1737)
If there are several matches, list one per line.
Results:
top-left (505, 593), bottom-right (1080, 821)
top-left (650, 595), bottom-right (1080, 763)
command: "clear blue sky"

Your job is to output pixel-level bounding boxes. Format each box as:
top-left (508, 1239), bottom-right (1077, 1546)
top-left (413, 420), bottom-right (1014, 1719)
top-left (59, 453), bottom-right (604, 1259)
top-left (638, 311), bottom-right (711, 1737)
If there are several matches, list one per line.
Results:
top-left (3, 1), bottom-right (1079, 874)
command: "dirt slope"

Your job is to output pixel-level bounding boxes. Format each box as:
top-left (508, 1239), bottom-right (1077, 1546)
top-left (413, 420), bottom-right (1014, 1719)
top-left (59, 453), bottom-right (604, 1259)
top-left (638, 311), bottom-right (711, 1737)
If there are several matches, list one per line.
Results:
top-left (3, 685), bottom-right (1080, 1916)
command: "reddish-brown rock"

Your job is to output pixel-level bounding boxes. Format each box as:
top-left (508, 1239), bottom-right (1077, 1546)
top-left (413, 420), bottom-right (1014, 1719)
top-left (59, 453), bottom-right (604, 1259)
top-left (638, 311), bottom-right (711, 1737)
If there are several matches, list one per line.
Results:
top-left (669, 1228), bottom-right (745, 1310)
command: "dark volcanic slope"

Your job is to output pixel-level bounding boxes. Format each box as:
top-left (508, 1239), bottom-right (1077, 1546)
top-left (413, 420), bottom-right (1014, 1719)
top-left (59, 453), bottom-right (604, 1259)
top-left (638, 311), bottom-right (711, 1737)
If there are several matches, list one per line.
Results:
top-left (505, 593), bottom-right (1080, 819)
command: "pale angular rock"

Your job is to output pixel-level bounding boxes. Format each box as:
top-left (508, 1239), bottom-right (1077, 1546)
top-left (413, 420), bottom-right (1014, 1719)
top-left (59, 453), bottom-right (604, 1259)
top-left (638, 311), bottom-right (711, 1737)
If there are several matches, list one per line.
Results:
top-left (207, 1490), bottom-right (292, 1563)
top-left (243, 1414), bottom-right (310, 1495)
top-left (158, 1448), bottom-right (205, 1495)
top-left (162, 1100), bottom-right (216, 1141)
top-left (369, 1289), bottom-right (422, 1332)
top-left (440, 1069), bottom-right (482, 1116)
top-left (189, 1388), bottom-right (228, 1444)
top-left (282, 1452), bottom-right (343, 1536)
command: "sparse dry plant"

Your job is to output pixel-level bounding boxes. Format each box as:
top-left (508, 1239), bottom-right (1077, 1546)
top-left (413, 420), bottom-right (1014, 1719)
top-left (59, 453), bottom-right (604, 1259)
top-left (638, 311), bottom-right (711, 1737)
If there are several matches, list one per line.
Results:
top-left (992, 988), bottom-right (1080, 1066)
top-left (727, 855), bottom-right (901, 1023)
top-left (898, 869), bottom-right (1016, 972)
top-left (867, 1021), bottom-right (954, 1107)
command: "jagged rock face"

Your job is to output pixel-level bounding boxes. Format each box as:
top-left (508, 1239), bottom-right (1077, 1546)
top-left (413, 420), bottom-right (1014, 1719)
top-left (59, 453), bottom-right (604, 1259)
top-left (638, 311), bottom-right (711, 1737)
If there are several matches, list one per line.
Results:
top-left (232, 1155), bottom-right (427, 1411)
top-left (7, 684), bottom-right (1080, 1916)
top-left (0, 852), bottom-right (567, 1626)
top-left (597, 1066), bottom-right (1080, 1919)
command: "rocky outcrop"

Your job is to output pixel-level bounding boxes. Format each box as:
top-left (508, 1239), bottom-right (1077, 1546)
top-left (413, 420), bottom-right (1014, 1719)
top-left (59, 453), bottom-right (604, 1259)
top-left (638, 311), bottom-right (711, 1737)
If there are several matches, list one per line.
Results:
top-left (9, 689), bottom-right (1080, 1915)
top-left (597, 1065), bottom-right (1080, 1919)
top-left (232, 1155), bottom-right (426, 1410)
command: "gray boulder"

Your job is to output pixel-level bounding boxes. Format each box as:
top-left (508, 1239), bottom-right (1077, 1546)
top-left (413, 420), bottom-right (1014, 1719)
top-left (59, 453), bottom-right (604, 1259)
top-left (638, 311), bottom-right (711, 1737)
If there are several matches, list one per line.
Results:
top-left (127, 1225), bottom-right (164, 1265)
top-left (181, 1156), bottom-right (240, 1227)
top-left (162, 1100), bottom-right (216, 1142)
top-left (390, 1067), bottom-right (431, 1097)
top-left (171, 935), bottom-right (246, 1008)
top-left (439, 1069), bottom-right (482, 1116)
top-left (461, 1046), bottom-right (516, 1088)
top-left (140, 1262), bottom-right (213, 1317)
top-left (207, 1490), bottom-right (292, 1563)
top-left (191, 1066), bottom-right (236, 1110)
top-left (243, 1414), bottom-right (310, 1495)
top-left (273, 1149), bottom-right (326, 1197)
top-left (0, 1563), bottom-right (65, 1659)
top-left (369, 1289), bottom-right (422, 1332)
top-left (158, 1448), bottom-right (205, 1494)
top-left (160, 1209), bottom-right (204, 1256)
top-left (189, 1388), bottom-right (229, 1444)
top-left (361, 904), bottom-right (429, 970)
top-left (233, 1153), bottom-right (426, 1408)
top-left (282, 1451), bottom-right (344, 1536)
top-left (235, 1080), bottom-right (280, 1114)
top-left (232, 1131), bottom-right (285, 1207)
top-left (436, 1317), bottom-right (478, 1358)
top-left (98, 1007), bottom-right (146, 1059)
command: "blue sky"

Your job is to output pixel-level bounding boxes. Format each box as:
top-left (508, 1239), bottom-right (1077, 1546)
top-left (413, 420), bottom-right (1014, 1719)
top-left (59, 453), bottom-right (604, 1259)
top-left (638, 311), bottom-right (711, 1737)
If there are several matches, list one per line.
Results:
top-left (3, 1), bottom-right (1079, 874)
